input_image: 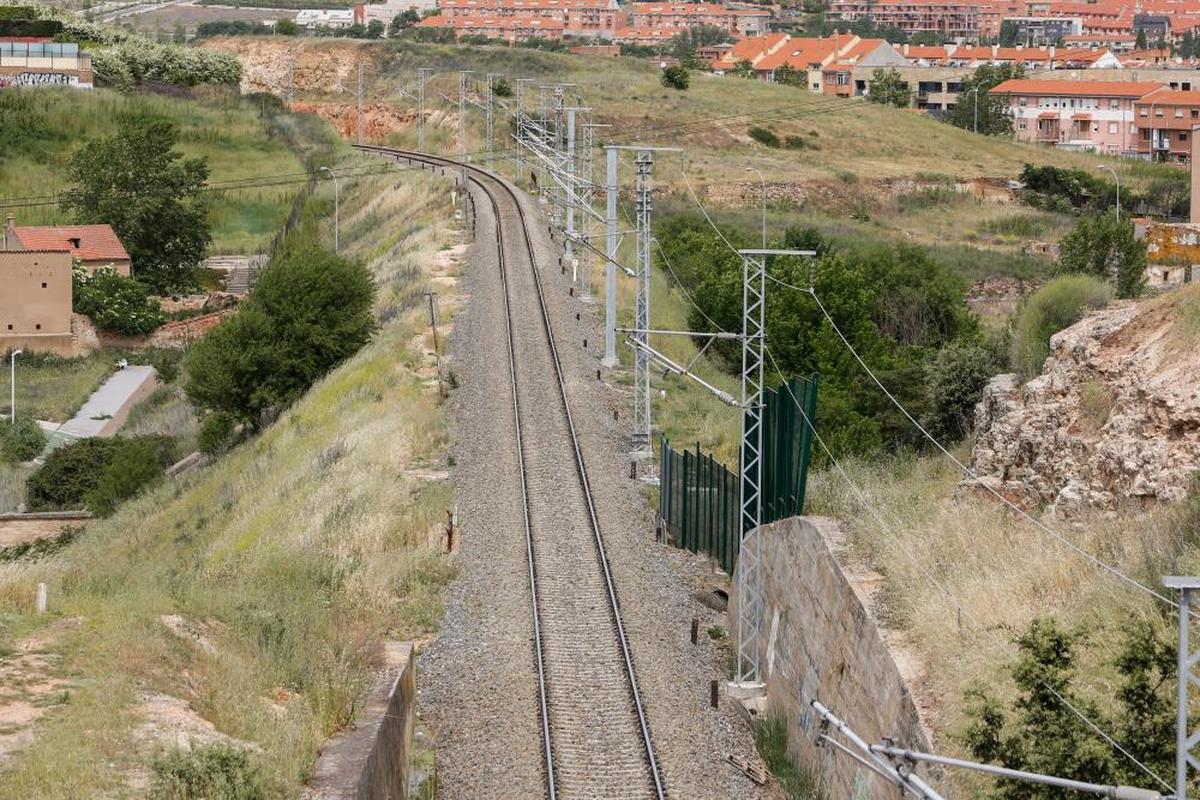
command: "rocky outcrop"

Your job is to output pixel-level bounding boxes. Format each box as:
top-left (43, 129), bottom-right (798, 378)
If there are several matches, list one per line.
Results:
top-left (969, 293), bottom-right (1200, 514)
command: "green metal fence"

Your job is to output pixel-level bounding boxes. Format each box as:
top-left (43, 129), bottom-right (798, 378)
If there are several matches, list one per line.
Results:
top-left (658, 374), bottom-right (819, 574)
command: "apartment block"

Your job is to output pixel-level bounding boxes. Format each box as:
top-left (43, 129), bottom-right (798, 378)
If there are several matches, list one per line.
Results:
top-left (828, 0), bottom-right (980, 39)
top-left (992, 78), bottom-right (1161, 153)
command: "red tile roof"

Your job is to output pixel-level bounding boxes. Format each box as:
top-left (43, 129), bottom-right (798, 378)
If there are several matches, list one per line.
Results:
top-left (991, 78), bottom-right (1164, 98)
top-left (1135, 89), bottom-right (1200, 105)
top-left (12, 224), bottom-right (129, 263)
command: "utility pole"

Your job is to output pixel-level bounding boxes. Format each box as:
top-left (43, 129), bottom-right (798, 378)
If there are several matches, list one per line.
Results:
top-left (356, 61), bottom-right (364, 145)
top-left (1166, 576), bottom-right (1200, 800)
top-left (602, 145), bottom-right (619, 367)
top-left (485, 73), bottom-right (498, 169)
top-left (550, 85), bottom-right (565, 233)
top-left (458, 70), bottom-right (472, 187)
top-left (633, 151), bottom-right (654, 453)
top-left (564, 106), bottom-right (578, 270)
top-left (516, 78), bottom-right (534, 185)
top-left (417, 67), bottom-right (432, 152)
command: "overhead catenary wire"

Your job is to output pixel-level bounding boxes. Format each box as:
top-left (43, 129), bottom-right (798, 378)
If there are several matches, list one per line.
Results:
top-left (761, 343), bottom-right (1175, 794)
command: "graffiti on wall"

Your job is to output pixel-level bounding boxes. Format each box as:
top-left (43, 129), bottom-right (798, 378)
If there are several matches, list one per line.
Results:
top-left (0, 72), bottom-right (81, 88)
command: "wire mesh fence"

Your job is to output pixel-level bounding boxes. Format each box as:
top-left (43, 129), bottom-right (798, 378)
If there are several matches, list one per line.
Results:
top-left (658, 373), bottom-right (819, 575)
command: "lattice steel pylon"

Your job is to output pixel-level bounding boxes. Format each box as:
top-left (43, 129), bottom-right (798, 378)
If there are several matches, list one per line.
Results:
top-left (1168, 577), bottom-right (1200, 800)
top-left (734, 248), bottom-right (815, 688)
top-left (632, 151), bottom-right (654, 453)
top-left (735, 249), bottom-right (767, 686)
top-left (565, 107), bottom-right (578, 264)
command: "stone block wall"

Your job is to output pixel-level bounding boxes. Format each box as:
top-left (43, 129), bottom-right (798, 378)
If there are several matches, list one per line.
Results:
top-left (734, 516), bottom-right (935, 799)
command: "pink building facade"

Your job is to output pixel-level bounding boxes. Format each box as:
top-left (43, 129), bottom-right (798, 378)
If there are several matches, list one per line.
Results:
top-left (991, 78), bottom-right (1162, 155)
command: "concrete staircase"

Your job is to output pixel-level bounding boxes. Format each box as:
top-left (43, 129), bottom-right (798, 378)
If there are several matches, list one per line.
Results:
top-left (202, 254), bottom-right (267, 296)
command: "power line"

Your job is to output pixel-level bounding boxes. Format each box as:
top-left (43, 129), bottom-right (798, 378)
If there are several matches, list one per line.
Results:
top-left (762, 343), bottom-right (1175, 793)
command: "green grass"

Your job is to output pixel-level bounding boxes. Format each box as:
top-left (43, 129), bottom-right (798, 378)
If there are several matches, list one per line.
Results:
top-left (0, 352), bottom-right (115, 424)
top-left (755, 712), bottom-right (821, 799)
top-left (0, 88), bottom-right (307, 255)
top-left (0, 163), bottom-right (459, 795)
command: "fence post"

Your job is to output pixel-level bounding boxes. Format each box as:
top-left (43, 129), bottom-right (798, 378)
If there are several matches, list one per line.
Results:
top-left (682, 449), bottom-right (690, 549)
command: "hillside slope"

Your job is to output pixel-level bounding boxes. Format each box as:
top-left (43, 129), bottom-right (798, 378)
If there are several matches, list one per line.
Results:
top-left (0, 161), bottom-right (459, 796)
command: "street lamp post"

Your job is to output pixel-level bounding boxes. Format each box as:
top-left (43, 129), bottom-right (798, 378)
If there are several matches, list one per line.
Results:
top-left (745, 166), bottom-right (767, 248)
top-left (1100, 164), bottom-right (1120, 223)
top-left (9, 349), bottom-right (21, 425)
top-left (320, 166), bottom-right (340, 252)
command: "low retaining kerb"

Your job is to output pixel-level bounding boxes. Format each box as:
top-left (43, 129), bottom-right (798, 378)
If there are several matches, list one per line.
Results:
top-left (309, 641), bottom-right (415, 800)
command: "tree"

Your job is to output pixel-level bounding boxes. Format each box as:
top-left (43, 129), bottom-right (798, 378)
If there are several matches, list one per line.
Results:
top-left (366, 19), bottom-right (385, 38)
top-left (867, 66), bottom-right (910, 107)
top-left (998, 19), bottom-right (1019, 47)
top-left (1057, 212), bottom-right (1146, 298)
top-left (388, 8), bottom-right (420, 36)
top-left (923, 341), bottom-right (1001, 440)
top-left (185, 233), bottom-right (377, 426)
top-left (172, 22), bottom-right (185, 43)
top-left (60, 114), bottom-right (211, 293)
top-left (946, 64), bottom-right (1024, 136)
top-left (661, 65), bottom-right (690, 91)
top-left (670, 24), bottom-right (730, 68)
top-left (963, 618), bottom-right (1178, 796)
top-left (774, 63), bottom-right (806, 87)
top-left (492, 77), bottom-right (513, 97)
top-left (1136, 26), bottom-right (1148, 50)
top-left (730, 59), bottom-right (757, 79)
top-left (276, 18), bottom-right (298, 35)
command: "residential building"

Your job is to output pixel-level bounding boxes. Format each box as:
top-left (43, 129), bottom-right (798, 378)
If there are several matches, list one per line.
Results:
top-left (612, 26), bottom-right (685, 44)
top-left (437, 0), bottom-right (621, 36)
top-left (992, 78), bottom-right (1161, 153)
top-left (1133, 88), bottom-right (1200, 162)
top-left (828, 0), bottom-right (980, 40)
top-left (717, 34), bottom-right (905, 97)
top-left (1003, 16), bottom-right (1083, 44)
top-left (0, 39), bottom-right (92, 89)
top-left (0, 250), bottom-right (74, 356)
top-left (626, 3), bottom-right (771, 35)
top-left (415, 13), bottom-right (566, 39)
top-left (295, 9), bottom-right (355, 28)
top-left (4, 220), bottom-right (131, 275)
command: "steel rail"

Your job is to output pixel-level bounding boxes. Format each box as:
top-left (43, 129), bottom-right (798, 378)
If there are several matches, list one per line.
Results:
top-left (356, 144), bottom-right (664, 799)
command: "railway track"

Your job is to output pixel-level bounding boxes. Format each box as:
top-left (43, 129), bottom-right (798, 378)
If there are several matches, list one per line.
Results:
top-left (357, 145), bottom-right (665, 799)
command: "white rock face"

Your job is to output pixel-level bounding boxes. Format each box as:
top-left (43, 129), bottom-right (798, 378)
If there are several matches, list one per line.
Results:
top-left (968, 297), bottom-right (1200, 514)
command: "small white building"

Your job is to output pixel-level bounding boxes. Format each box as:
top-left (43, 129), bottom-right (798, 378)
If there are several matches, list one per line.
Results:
top-left (296, 8), bottom-right (356, 28)
top-left (354, 0), bottom-right (437, 28)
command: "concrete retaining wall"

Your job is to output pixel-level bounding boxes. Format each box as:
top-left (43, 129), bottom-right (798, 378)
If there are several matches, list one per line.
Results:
top-left (0, 512), bottom-right (91, 547)
top-left (734, 516), bottom-right (935, 799)
top-left (310, 641), bottom-right (415, 800)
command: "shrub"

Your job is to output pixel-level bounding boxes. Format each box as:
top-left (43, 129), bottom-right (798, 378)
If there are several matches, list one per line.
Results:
top-left (151, 742), bottom-right (265, 800)
top-left (1010, 275), bottom-right (1112, 378)
top-left (0, 414), bottom-right (46, 463)
top-left (83, 438), bottom-right (168, 517)
top-left (1057, 212), bottom-right (1146, 299)
top-left (185, 231), bottom-right (376, 426)
top-left (26, 435), bottom-right (175, 512)
top-left (748, 126), bottom-right (780, 148)
top-left (73, 266), bottom-right (165, 336)
top-left (198, 411), bottom-right (237, 455)
top-left (923, 342), bottom-right (1001, 441)
top-left (784, 135), bottom-right (815, 151)
top-left (661, 65), bottom-right (690, 90)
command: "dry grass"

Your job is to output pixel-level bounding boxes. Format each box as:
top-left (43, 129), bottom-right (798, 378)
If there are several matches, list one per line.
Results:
top-left (805, 450), bottom-right (1191, 785)
top-left (0, 352), bottom-right (115, 424)
top-left (0, 464), bottom-right (32, 515)
top-left (0, 161), bottom-right (460, 795)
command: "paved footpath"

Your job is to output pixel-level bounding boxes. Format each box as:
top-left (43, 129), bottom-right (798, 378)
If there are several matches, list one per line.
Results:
top-left (54, 365), bottom-right (157, 441)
